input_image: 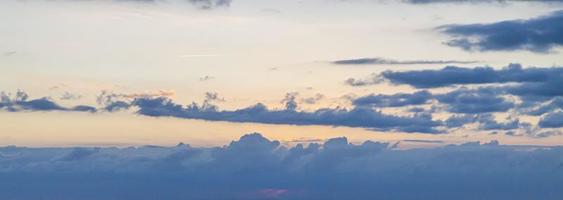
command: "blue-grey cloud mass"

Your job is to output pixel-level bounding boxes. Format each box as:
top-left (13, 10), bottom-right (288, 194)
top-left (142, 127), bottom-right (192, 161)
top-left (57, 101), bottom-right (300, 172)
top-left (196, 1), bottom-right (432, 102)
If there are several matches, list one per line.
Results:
top-left (129, 97), bottom-right (442, 133)
top-left (380, 63), bottom-right (562, 88)
top-left (353, 90), bottom-right (433, 107)
top-left (439, 10), bottom-right (563, 53)
top-left (0, 91), bottom-right (96, 113)
top-left (0, 133), bottom-right (562, 200)
top-left (436, 88), bottom-right (514, 113)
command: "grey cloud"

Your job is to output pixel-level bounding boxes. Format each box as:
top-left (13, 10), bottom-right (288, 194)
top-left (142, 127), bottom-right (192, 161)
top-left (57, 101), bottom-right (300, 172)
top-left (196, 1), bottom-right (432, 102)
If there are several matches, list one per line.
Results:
top-left (0, 133), bottom-right (562, 199)
top-left (436, 88), bottom-right (514, 114)
top-left (538, 111), bottom-right (563, 128)
top-left (439, 10), bottom-right (563, 53)
top-left (353, 90), bottom-right (432, 107)
top-left (0, 90), bottom-right (96, 113)
top-left (129, 97), bottom-right (442, 133)
top-left (380, 63), bottom-right (562, 88)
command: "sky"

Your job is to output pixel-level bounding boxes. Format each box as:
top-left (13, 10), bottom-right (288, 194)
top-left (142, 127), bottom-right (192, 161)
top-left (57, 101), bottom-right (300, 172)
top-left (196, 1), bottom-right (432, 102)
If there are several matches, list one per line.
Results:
top-left (2, 0), bottom-right (563, 199)
top-left (1, 0), bottom-right (563, 148)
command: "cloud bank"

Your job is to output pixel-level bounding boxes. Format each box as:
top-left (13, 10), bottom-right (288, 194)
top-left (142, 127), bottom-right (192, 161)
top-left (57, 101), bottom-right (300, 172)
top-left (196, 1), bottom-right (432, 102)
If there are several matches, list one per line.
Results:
top-left (0, 133), bottom-right (562, 200)
top-left (439, 10), bottom-right (563, 53)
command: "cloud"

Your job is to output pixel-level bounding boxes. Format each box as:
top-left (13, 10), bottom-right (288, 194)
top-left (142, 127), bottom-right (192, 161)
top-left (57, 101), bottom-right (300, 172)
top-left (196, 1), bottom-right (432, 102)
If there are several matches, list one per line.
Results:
top-left (403, 0), bottom-right (563, 4)
top-left (128, 97), bottom-right (442, 133)
top-left (436, 88), bottom-right (514, 113)
top-left (60, 92), bottom-right (82, 100)
top-left (538, 111), bottom-right (563, 128)
top-left (0, 133), bottom-right (562, 199)
top-left (523, 97), bottom-right (563, 116)
top-left (332, 57), bottom-right (477, 65)
top-left (438, 10), bottom-right (563, 53)
top-left (353, 90), bottom-right (432, 107)
top-left (344, 73), bottom-right (382, 86)
top-left (188, 0), bottom-right (231, 9)
top-left (0, 90), bottom-right (96, 113)
top-left (96, 90), bottom-right (175, 111)
top-left (300, 93), bottom-right (324, 105)
top-left (380, 63), bottom-right (562, 88)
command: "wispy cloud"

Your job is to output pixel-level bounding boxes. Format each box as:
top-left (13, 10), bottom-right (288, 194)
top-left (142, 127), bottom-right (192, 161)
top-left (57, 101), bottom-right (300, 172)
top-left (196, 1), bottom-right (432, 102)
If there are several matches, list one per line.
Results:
top-left (333, 57), bottom-right (477, 65)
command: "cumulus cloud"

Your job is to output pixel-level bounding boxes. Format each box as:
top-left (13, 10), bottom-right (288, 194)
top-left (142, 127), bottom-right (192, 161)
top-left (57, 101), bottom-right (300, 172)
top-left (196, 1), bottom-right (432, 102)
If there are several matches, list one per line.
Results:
top-left (333, 57), bottom-right (477, 65)
top-left (438, 10), bottom-right (563, 53)
top-left (0, 133), bottom-right (562, 199)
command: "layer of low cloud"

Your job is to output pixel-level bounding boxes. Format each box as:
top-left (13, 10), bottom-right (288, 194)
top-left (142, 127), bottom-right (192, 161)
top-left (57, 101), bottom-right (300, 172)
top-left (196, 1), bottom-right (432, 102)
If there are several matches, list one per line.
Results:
top-left (438, 10), bottom-right (563, 53)
top-left (0, 133), bottom-right (562, 199)
top-left (128, 97), bottom-right (442, 133)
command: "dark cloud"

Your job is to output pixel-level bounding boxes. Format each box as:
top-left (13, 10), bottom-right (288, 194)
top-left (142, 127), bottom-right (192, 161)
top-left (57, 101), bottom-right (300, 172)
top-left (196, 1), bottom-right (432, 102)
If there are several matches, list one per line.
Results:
top-left (353, 90), bottom-right (432, 107)
top-left (333, 57), bottom-right (477, 65)
top-left (523, 97), bottom-right (563, 116)
top-left (476, 114), bottom-right (523, 130)
top-left (439, 10), bottom-right (563, 53)
top-left (380, 63), bottom-right (562, 88)
top-left (1, 133), bottom-right (562, 199)
top-left (436, 88), bottom-right (514, 113)
top-left (0, 90), bottom-right (96, 113)
top-left (402, 139), bottom-right (444, 143)
top-left (538, 111), bottom-right (563, 128)
top-left (444, 113), bottom-right (523, 130)
top-left (403, 0), bottom-right (563, 4)
top-left (127, 97), bottom-right (442, 133)
top-left (189, 0), bottom-right (231, 9)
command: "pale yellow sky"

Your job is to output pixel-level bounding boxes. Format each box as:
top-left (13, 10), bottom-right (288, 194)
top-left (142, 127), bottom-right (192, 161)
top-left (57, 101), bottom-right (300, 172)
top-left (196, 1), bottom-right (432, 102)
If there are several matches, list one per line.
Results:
top-left (0, 0), bottom-right (562, 147)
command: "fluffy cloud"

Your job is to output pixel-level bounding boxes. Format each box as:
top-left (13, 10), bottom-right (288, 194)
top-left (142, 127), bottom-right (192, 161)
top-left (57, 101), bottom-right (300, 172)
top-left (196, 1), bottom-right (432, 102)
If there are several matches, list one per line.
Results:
top-left (0, 133), bottom-right (562, 199)
top-left (438, 10), bottom-right (563, 53)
